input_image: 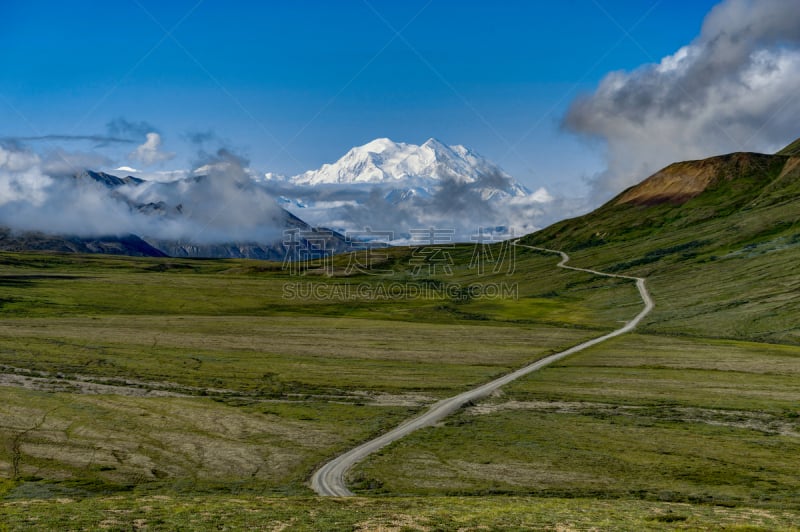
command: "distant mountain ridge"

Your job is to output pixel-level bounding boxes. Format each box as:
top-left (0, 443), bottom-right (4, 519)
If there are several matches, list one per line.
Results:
top-left (71, 170), bottom-right (144, 188)
top-left (0, 227), bottom-right (166, 257)
top-left (1, 170), bottom-right (347, 260)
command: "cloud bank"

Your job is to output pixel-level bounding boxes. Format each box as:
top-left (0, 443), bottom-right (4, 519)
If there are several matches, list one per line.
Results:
top-left (262, 176), bottom-right (557, 243)
top-left (0, 142), bottom-right (283, 244)
top-left (564, 0), bottom-right (800, 198)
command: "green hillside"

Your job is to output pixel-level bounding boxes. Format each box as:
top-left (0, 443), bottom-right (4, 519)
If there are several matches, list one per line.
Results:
top-left (521, 146), bottom-right (800, 344)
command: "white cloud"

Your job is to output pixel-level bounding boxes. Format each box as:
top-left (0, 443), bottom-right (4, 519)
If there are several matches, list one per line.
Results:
top-left (263, 178), bottom-right (557, 242)
top-left (0, 144), bottom-right (40, 173)
top-left (564, 0), bottom-right (800, 199)
top-left (129, 132), bottom-right (175, 166)
top-left (0, 145), bottom-right (51, 207)
top-left (0, 143), bottom-right (283, 243)
top-left (528, 187), bottom-right (554, 203)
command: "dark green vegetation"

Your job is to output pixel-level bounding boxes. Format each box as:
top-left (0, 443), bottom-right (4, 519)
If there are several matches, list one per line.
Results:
top-left (3, 141), bottom-right (800, 529)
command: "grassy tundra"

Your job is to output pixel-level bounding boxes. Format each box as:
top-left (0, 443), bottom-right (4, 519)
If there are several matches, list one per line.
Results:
top-left (1, 240), bottom-right (799, 529)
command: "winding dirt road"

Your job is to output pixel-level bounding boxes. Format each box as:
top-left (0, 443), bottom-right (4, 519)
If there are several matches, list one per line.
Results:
top-left (310, 243), bottom-right (654, 497)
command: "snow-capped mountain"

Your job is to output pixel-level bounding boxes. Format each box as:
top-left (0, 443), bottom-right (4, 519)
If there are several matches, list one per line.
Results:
top-left (273, 137), bottom-right (530, 197)
top-left (262, 138), bottom-right (552, 241)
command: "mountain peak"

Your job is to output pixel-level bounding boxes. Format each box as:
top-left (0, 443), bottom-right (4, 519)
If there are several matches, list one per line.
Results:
top-left (73, 170), bottom-right (143, 188)
top-left (421, 137), bottom-right (448, 150)
top-left (291, 137), bottom-right (526, 194)
top-left (358, 137), bottom-right (403, 154)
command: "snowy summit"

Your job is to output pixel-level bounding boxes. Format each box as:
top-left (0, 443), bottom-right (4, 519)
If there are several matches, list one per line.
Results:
top-left (260, 137), bottom-right (552, 240)
top-left (280, 138), bottom-right (529, 197)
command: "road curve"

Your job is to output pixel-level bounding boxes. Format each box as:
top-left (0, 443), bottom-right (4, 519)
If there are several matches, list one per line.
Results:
top-left (310, 242), bottom-right (654, 497)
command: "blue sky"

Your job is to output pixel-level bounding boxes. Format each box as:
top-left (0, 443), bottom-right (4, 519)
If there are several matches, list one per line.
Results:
top-left (0, 0), bottom-right (724, 197)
